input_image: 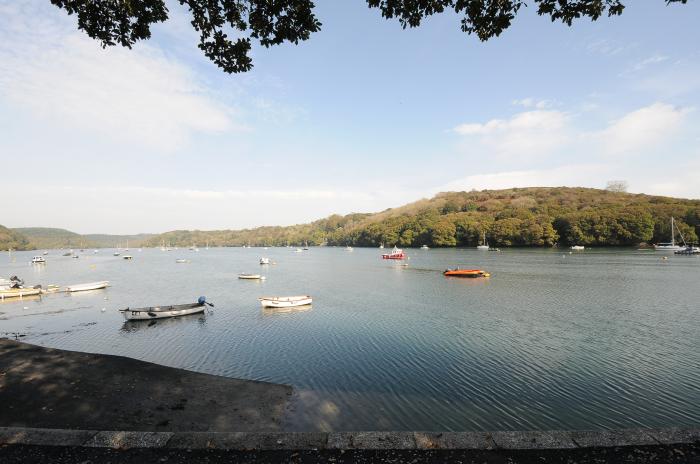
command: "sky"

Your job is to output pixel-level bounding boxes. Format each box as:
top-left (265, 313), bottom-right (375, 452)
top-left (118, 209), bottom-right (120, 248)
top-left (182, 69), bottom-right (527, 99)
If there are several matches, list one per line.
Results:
top-left (1, 0), bottom-right (699, 234)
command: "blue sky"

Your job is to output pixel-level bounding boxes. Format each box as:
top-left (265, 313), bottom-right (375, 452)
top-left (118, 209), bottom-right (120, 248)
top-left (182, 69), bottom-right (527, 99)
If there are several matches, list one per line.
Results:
top-left (1, 0), bottom-right (699, 234)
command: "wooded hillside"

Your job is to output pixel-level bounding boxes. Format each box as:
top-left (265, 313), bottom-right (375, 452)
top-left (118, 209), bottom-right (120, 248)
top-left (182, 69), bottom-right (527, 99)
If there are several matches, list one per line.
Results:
top-left (144, 188), bottom-right (700, 248)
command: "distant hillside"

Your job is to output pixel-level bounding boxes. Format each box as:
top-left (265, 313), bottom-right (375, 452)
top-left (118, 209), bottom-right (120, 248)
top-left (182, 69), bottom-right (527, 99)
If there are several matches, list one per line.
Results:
top-left (0, 225), bottom-right (31, 251)
top-left (12, 228), bottom-right (153, 250)
top-left (145, 187), bottom-right (700, 248)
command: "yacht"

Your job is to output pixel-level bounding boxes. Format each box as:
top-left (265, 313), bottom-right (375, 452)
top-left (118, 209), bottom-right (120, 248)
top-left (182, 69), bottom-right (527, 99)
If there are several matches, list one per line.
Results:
top-left (31, 256), bottom-right (46, 264)
top-left (476, 231), bottom-right (489, 250)
top-left (655, 217), bottom-right (685, 251)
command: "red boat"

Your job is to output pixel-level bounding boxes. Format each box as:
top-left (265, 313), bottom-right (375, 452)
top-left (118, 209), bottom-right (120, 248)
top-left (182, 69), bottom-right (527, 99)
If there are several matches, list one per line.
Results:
top-left (382, 246), bottom-right (406, 260)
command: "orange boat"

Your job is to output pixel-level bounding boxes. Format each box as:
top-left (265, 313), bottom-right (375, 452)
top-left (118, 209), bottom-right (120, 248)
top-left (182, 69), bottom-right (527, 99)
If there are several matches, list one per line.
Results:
top-left (443, 268), bottom-right (490, 278)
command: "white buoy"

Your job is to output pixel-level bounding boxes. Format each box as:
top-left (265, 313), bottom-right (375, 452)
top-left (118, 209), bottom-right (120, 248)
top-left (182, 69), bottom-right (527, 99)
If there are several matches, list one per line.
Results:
top-left (101, 308), bottom-right (106, 312)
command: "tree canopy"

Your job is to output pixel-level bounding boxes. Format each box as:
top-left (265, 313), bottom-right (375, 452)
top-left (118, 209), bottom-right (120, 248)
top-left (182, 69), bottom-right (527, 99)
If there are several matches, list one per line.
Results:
top-left (50, 0), bottom-right (688, 73)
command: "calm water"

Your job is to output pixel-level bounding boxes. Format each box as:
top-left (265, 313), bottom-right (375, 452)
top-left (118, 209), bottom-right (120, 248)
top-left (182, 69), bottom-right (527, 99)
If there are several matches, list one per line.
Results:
top-left (1, 247), bottom-right (699, 431)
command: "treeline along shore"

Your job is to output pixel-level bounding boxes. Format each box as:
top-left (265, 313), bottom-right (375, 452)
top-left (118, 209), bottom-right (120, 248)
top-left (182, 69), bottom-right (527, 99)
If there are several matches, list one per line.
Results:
top-left (3, 187), bottom-right (700, 251)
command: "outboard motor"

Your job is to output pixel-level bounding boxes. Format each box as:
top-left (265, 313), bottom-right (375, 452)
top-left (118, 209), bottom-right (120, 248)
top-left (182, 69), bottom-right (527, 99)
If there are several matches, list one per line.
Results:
top-left (198, 296), bottom-right (207, 305)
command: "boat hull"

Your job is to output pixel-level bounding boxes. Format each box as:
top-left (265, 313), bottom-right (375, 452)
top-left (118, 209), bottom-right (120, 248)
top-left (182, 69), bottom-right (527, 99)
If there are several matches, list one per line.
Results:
top-left (0, 288), bottom-right (42, 299)
top-left (66, 281), bottom-right (109, 292)
top-left (259, 296), bottom-right (312, 308)
top-left (443, 269), bottom-right (490, 278)
top-left (121, 303), bottom-right (206, 320)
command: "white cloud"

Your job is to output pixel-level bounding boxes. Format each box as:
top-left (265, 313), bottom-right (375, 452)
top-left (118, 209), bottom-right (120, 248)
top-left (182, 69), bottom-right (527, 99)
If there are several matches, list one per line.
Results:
top-left (452, 110), bottom-right (570, 157)
top-left (512, 98), bottom-right (554, 109)
top-left (630, 54), bottom-right (669, 72)
top-left (0, 0), bottom-right (243, 151)
top-left (597, 102), bottom-right (691, 154)
top-left (435, 164), bottom-right (610, 194)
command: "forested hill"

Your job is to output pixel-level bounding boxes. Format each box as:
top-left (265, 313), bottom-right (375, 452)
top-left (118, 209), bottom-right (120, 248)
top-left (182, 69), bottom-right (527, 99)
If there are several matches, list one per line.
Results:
top-left (0, 225), bottom-right (31, 251)
top-left (145, 187), bottom-right (700, 248)
top-left (10, 228), bottom-right (153, 250)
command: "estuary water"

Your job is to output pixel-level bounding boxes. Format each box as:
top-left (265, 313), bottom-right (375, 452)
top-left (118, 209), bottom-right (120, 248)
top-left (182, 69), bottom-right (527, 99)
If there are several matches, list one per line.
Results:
top-left (1, 247), bottom-right (698, 431)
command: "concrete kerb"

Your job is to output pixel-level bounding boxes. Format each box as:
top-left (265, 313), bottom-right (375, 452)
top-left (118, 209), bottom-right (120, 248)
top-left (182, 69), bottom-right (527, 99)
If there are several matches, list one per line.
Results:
top-left (0, 427), bottom-right (698, 451)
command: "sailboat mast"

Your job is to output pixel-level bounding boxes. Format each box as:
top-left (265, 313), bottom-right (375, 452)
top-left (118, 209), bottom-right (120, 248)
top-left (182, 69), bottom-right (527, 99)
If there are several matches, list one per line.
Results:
top-left (671, 217), bottom-right (675, 247)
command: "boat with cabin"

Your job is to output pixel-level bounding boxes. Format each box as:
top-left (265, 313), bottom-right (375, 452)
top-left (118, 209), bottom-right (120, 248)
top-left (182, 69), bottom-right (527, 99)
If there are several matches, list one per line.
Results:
top-left (674, 245), bottom-right (700, 255)
top-left (31, 256), bottom-right (46, 264)
top-left (259, 295), bottom-right (312, 308)
top-left (477, 232), bottom-right (489, 250)
top-left (421, 245), bottom-right (429, 250)
top-left (570, 245), bottom-right (585, 251)
top-left (260, 257), bottom-right (270, 264)
top-left (382, 246), bottom-right (405, 260)
top-left (120, 296), bottom-right (212, 321)
top-left (655, 217), bottom-right (687, 251)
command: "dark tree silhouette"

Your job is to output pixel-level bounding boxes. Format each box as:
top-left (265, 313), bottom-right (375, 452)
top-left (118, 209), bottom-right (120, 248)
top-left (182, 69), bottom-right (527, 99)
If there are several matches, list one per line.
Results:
top-left (50, 1), bottom-right (688, 73)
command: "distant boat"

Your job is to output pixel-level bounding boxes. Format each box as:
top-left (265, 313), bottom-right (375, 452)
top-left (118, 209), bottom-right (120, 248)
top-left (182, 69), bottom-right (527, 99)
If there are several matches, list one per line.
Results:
top-left (66, 281), bottom-right (109, 292)
top-left (655, 217), bottom-right (687, 251)
top-left (113, 251), bottom-right (121, 256)
top-left (123, 255), bottom-right (133, 260)
top-left (62, 252), bottom-right (72, 257)
top-left (382, 246), bottom-right (405, 260)
top-left (570, 245), bottom-right (585, 251)
top-left (345, 246), bottom-right (354, 252)
top-left (175, 259), bottom-right (190, 263)
top-left (294, 248), bottom-right (303, 253)
top-left (120, 296), bottom-right (212, 321)
top-left (93, 250), bottom-right (99, 253)
top-left (238, 273), bottom-right (265, 280)
top-left (420, 245), bottom-right (429, 250)
top-left (72, 255), bottom-right (79, 259)
top-left (259, 295), bottom-right (312, 308)
top-left (379, 243), bottom-right (384, 249)
top-left (477, 231), bottom-right (489, 250)
top-left (260, 257), bottom-right (270, 265)
top-left (42, 251), bottom-right (49, 255)
top-left (443, 268), bottom-right (490, 278)
top-left (31, 256), bottom-right (46, 264)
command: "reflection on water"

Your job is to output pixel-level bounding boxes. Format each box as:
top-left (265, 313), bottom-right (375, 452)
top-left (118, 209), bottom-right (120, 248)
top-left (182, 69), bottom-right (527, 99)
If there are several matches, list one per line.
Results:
top-left (262, 304), bottom-right (312, 316)
top-left (1, 247), bottom-right (699, 431)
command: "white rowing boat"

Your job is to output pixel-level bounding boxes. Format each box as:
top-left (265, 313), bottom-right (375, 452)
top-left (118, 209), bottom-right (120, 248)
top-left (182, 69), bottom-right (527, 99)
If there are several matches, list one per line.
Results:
top-left (259, 295), bottom-right (312, 308)
top-left (239, 273), bottom-right (265, 280)
top-left (120, 297), bottom-right (212, 321)
top-left (66, 281), bottom-right (109, 292)
top-left (0, 287), bottom-right (42, 300)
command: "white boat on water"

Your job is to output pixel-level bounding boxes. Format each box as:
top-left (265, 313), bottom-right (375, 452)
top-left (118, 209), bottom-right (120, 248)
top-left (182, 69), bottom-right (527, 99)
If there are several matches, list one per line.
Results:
top-left (345, 246), bottom-right (354, 252)
top-left (259, 295), bottom-right (312, 308)
top-left (675, 245), bottom-right (700, 255)
top-left (31, 256), bottom-right (46, 263)
top-left (476, 231), bottom-right (489, 250)
top-left (570, 245), bottom-right (585, 251)
top-left (239, 273), bottom-right (266, 280)
top-left (175, 259), bottom-right (190, 263)
top-left (655, 217), bottom-right (686, 251)
top-left (66, 281), bottom-right (109, 292)
top-left (123, 255), bottom-right (133, 260)
top-left (120, 297), bottom-right (212, 321)
top-left (260, 257), bottom-right (270, 264)
top-left (0, 287), bottom-right (42, 300)
top-left (294, 248), bottom-right (303, 253)
top-left (420, 245), bottom-right (429, 250)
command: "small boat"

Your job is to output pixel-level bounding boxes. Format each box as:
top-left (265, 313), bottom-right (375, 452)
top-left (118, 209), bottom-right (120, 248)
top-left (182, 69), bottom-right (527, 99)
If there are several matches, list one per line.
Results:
top-left (239, 273), bottom-right (266, 280)
top-left (345, 246), bottom-right (354, 252)
top-left (443, 268), bottom-right (491, 278)
top-left (66, 281), bottom-right (109, 292)
top-left (420, 245), bottom-right (429, 250)
top-left (31, 256), bottom-right (46, 264)
top-left (379, 243), bottom-right (384, 249)
top-left (260, 257), bottom-right (270, 265)
top-left (674, 245), bottom-right (700, 255)
top-left (72, 255), bottom-right (79, 259)
top-left (113, 251), bottom-right (121, 256)
top-left (382, 246), bottom-right (405, 260)
top-left (0, 287), bottom-right (42, 300)
top-left (123, 255), bottom-right (133, 260)
top-left (42, 251), bottom-right (49, 255)
top-left (259, 295), bottom-right (312, 308)
top-left (175, 259), bottom-right (190, 263)
top-left (570, 245), bottom-right (585, 251)
top-left (120, 296), bottom-right (213, 321)
top-left (62, 252), bottom-right (72, 257)
top-left (294, 248), bottom-right (303, 253)
top-left (477, 231), bottom-right (489, 250)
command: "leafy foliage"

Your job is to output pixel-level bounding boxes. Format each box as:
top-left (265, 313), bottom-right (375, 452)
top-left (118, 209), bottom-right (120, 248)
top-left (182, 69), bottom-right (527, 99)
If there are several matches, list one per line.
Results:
top-left (11, 228), bottom-right (153, 250)
top-left (144, 187), bottom-right (700, 248)
top-left (0, 225), bottom-right (32, 251)
top-left (50, 0), bottom-right (687, 73)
